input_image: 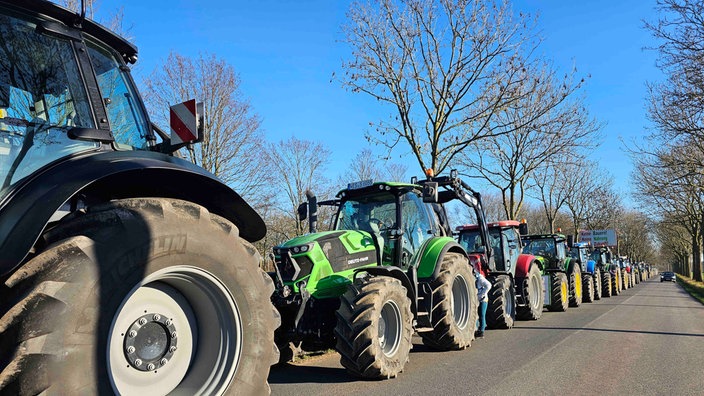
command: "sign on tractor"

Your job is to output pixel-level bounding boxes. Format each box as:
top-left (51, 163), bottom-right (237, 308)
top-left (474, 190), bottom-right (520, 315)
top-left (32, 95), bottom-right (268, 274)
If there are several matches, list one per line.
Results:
top-left (579, 229), bottom-right (617, 247)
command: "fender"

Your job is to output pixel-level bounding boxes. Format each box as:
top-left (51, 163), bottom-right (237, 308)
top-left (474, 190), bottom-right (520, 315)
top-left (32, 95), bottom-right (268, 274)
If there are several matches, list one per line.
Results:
top-left (516, 254), bottom-right (538, 278)
top-left (354, 266), bottom-right (416, 314)
top-left (586, 259), bottom-right (596, 274)
top-left (415, 238), bottom-right (467, 279)
top-left (0, 150), bottom-right (265, 276)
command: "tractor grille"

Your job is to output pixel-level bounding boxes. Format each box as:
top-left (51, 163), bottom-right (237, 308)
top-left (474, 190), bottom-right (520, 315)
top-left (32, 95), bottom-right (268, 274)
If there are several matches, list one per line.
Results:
top-left (276, 252), bottom-right (314, 282)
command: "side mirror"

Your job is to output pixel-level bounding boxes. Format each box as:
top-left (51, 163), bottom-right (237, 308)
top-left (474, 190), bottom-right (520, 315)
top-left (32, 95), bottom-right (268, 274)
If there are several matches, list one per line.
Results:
top-left (518, 222), bottom-right (528, 236)
top-left (567, 235), bottom-right (574, 247)
top-left (422, 182), bottom-right (438, 203)
top-left (297, 202), bottom-right (308, 221)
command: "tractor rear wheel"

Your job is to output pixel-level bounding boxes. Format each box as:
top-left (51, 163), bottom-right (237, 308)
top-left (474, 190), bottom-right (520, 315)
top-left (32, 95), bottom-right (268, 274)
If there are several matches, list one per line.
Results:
top-left (548, 272), bottom-right (569, 312)
top-left (602, 270), bottom-right (612, 297)
top-left (622, 270), bottom-right (629, 290)
top-left (582, 273), bottom-right (595, 303)
top-left (593, 269), bottom-right (603, 301)
top-left (486, 275), bottom-right (516, 329)
top-left (420, 253), bottom-right (478, 350)
top-left (0, 198), bottom-right (279, 396)
top-left (568, 264), bottom-right (583, 307)
top-left (334, 277), bottom-right (413, 379)
top-left (516, 264), bottom-right (544, 320)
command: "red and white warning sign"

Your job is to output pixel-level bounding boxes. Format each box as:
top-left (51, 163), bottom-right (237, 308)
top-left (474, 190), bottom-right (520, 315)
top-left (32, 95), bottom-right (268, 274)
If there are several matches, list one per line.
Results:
top-left (170, 99), bottom-right (203, 144)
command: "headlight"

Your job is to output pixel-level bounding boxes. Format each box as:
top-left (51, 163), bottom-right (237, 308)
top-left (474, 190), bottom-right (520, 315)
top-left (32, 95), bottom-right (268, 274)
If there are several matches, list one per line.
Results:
top-left (290, 243), bottom-right (314, 255)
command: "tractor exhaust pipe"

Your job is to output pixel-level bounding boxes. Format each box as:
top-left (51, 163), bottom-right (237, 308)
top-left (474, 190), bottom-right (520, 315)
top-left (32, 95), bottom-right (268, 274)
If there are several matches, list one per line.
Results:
top-left (306, 190), bottom-right (318, 234)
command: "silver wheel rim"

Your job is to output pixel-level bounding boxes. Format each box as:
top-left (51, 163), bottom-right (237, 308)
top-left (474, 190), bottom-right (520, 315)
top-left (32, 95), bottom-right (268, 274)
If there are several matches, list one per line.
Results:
top-left (529, 274), bottom-right (541, 309)
top-left (450, 275), bottom-right (470, 330)
top-left (108, 266), bottom-right (242, 396)
top-left (378, 300), bottom-right (402, 357)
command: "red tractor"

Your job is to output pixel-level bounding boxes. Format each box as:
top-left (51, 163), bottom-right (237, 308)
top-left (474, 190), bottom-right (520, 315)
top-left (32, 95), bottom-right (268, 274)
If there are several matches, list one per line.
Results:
top-left (457, 220), bottom-right (545, 328)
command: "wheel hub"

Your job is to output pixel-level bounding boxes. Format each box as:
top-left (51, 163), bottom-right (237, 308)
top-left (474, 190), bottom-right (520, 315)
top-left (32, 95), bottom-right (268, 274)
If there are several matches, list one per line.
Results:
top-left (123, 313), bottom-right (177, 372)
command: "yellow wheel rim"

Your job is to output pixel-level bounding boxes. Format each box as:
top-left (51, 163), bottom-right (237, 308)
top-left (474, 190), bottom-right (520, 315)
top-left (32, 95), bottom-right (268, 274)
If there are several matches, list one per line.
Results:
top-left (575, 273), bottom-right (582, 299)
top-left (561, 281), bottom-right (568, 304)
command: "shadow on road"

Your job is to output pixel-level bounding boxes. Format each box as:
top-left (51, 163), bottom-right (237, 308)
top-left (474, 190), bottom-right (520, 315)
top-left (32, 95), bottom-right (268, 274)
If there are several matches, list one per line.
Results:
top-left (268, 363), bottom-right (357, 384)
top-left (513, 326), bottom-right (704, 338)
top-left (590, 303), bottom-right (704, 309)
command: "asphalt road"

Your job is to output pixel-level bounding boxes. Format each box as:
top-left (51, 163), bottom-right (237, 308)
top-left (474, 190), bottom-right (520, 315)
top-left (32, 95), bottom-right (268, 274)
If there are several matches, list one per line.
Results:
top-left (269, 277), bottom-right (704, 396)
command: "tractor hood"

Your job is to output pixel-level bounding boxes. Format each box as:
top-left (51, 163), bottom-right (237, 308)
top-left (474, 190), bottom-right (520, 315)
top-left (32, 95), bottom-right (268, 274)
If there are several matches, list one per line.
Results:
top-left (273, 230), bottom-right (378, 295)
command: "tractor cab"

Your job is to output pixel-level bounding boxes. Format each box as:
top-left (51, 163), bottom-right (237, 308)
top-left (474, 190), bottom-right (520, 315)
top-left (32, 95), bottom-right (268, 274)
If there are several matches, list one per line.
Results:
top-left (522, 233), bottom-right (568, 270)
top-left (457, 220), bottom-right (522, 275)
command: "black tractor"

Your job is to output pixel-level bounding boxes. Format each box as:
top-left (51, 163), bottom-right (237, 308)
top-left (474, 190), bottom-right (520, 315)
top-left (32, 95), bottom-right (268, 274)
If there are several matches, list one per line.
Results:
top-left (0, 1), bottom-right (277, 394)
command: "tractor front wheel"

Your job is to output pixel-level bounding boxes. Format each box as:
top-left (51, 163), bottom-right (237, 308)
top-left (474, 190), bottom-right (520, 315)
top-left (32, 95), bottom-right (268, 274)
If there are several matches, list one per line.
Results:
top-left (593, 269), bottom-right (603, 300)
top-left (420, 253), bottom-right (478, 350)
top-left (0, 198), bottom-right (279, 396)
top-left (334, 277), bottom-right (413, 379)
top-left (548, 272), bottom-right (569, 312)
top-left (516, 264), bottom-right (544, 320)
top-left (582, 273), bottom-right (595, 303)
top-left (568, 265), bottom-right (583, 307)
top-left (602, 270), bottom-right (613, 297)
top-left (486, 275), bottom-right (516, 329)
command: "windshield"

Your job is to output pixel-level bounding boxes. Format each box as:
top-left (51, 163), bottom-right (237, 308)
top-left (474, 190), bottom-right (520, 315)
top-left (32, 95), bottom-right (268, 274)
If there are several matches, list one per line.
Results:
top-left (0, 9), bottom-right (97, 195)
top-left (523, 238), bottom-right (557, 259)
top-left (337, 192), bottom-right (396, 232)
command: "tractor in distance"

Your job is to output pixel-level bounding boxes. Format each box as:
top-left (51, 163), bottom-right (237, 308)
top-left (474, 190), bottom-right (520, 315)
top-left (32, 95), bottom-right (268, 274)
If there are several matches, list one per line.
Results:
top-left (521, 232), bottom-right (583, 312)
top-left (590, 246), bottom-right (621, 297)
top-left (456, 219), bottom-right (546, 326)
top-left (0, 1), bottom-right (278, 394)
top-left (270, 171), bottom-right (490, 379)
top-left (569, 241), bottom-right (602, 302)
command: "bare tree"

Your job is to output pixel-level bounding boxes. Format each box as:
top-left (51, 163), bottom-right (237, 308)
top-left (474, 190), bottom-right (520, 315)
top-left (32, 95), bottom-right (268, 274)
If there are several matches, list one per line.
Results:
top-left (340, 0), bottom-right (585, 176)
top-left (563, 165), bottom-right (616, 240)
top-left (338, 148), bottom-right (410, 185)
top-left (459, 61), bottom-right (601, 220)
top-left (530, 156), bottom-right (578, 233)
top-left (142, 52), bottom-right (274, 207)
top-left (263, 137), bottom-right (333, 239)
top-left (644, 0), bottom-right (704, 163)
top-left (57, 0), bottom-right (129, 37)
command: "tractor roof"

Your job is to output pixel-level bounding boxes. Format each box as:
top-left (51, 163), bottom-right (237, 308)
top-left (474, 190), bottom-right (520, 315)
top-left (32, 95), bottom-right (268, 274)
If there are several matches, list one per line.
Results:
top-left (3, 0), bottom-right (138, 62)
top-left (336, 180), bottom-right (419, 199)
top-left (522, 233), bottom-right (567, 242)
top-left (456, 220), bottom-right (520, 232)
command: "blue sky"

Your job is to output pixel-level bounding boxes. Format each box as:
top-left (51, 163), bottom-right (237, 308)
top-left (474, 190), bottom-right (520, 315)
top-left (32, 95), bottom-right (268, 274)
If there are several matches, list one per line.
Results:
top-left (97, 0), bottom-right (661, 207)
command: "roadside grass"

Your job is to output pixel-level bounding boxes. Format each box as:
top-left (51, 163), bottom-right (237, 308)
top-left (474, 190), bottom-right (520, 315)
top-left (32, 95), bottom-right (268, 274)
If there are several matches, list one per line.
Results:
top-left (676, 274), bottom-right (704, 305)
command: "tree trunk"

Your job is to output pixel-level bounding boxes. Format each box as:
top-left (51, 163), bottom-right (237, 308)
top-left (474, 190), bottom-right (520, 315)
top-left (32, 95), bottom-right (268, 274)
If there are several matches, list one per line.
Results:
top-left (694, 214), bottom-right (704, 282)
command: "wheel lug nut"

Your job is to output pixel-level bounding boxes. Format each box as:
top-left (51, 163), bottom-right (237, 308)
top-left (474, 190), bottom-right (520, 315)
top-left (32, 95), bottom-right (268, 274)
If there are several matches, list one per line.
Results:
top-left (160, 358), bottom-right (168, 366)
top-left (169, 346), bottom-right (177, 353)
top-left (134, 359), bottom-right (143, 366)
top-left (128, 330), bottom-right (137, 338)
top-left (171, 331), bottom-right (177, 339)
top-left (153, 314), bottom-right (161, 321)
top-left (126, 346), bottom-right (135, 354)
top-left (165, 319), bottom-right (172, 326)
top-left (147, 363), bottom-right (155, 371)
top-left (138, 318), bottom-right (147, 325)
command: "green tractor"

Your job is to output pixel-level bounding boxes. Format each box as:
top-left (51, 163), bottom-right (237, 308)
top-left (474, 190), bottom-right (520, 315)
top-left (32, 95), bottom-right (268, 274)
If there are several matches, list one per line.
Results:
top-left (569, 241), bottom-right (602, 303)
top-left (271, 172), bottom-right (491, 379)
top-left (521, 233), bottom-right (582, 311)
top-left (456, 220), bottom-right (545, 326)
top-left (590, 247), bottom-right (620, 297)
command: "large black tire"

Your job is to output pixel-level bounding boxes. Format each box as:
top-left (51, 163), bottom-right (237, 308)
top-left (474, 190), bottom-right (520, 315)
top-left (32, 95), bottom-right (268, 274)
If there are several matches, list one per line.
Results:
top-left (420, 252), bottom-right (478, 350)
top-left (582, 273), bottom-right (595, 303)
top-left (622, 270), bottom-right (629, 290)
top-left (334, 277), bottom-right (413, 379)
top-left (547, 272), bottom-right (569, 312)
top-left (516, 264), bottom-right (544, 320)
top-left (593, 269), bottom-right (603, 301)
top-left (602, 270), bottom-right (613, 297)
top-left (0, 198), bottom-right (279, 396)
top-left (568, 264), bottom-right (583, 307)
top-left (612, 270), bottom-right (621, 296)
top-left (486, 275), bottom-right (516, 329)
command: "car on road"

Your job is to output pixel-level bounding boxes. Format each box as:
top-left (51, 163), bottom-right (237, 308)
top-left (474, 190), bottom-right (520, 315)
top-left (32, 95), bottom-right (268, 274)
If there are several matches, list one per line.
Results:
top-left (660, 271), bottom-right (676, 282)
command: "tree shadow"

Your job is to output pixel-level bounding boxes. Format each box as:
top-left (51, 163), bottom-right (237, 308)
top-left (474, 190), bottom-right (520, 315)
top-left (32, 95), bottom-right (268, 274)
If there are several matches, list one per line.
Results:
top-left (268, 363), bottom-right (360, 384)
top-left (512, 326), bottom-right (704, 338)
